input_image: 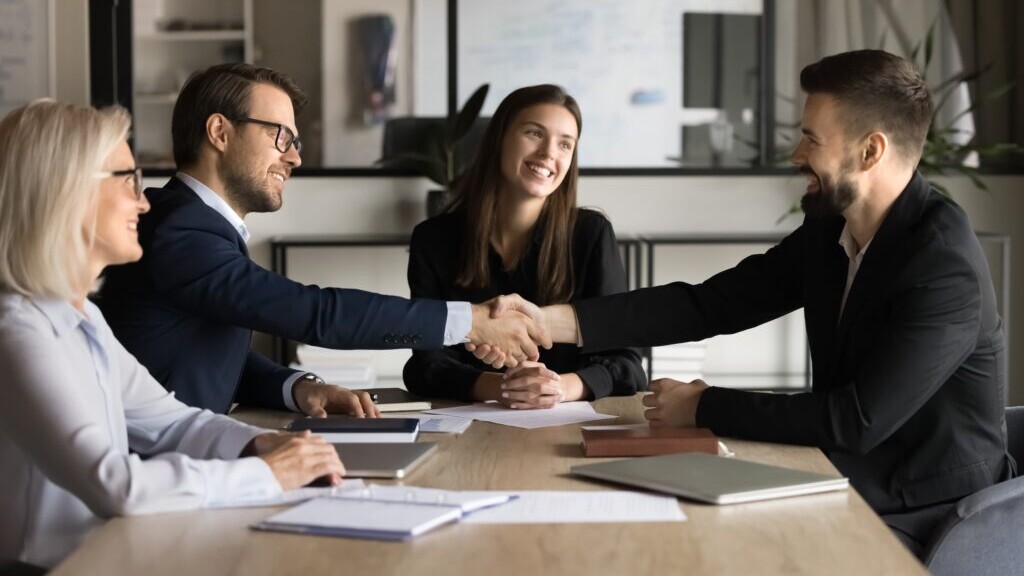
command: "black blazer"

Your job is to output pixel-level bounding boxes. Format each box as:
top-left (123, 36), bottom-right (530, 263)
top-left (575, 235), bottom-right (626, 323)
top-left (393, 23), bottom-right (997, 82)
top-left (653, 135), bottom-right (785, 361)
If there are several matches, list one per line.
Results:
top-left (403, 209), bottom-right (646, 401)
top-left (95, 177), bottom-right (448, 414)
top-left (574, 172), bottom-right (1011, 514)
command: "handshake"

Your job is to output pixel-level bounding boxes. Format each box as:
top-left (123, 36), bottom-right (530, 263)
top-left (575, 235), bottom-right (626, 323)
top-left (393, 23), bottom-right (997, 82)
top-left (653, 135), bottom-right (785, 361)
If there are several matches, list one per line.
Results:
top-left (466, 294), bottom-right (574, 369)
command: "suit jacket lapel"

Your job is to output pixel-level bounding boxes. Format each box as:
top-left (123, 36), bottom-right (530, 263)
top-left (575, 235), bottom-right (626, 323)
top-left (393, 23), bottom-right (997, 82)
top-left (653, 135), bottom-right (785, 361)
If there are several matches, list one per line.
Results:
top-left (834, 172), bottom-right (929, 348)
top-left (165, 176), bottom-right (250, 257)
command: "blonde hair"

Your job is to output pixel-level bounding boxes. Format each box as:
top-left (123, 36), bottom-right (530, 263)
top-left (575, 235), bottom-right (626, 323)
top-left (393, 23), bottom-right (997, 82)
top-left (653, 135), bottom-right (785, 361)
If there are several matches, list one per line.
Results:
top-left (0, 100), bottom-right (131, 300)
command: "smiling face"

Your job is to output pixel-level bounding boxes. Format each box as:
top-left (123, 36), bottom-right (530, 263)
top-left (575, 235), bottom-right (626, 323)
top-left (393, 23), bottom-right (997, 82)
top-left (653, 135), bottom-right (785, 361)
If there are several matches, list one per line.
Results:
top-left (498, 103), bottom-right (579, 202)
top-left (790, 93), bottom-right (861, 218)
top-left (91, 140), bottom-right (151, 268)
top-left (221, 83), bottom-right (302, 215)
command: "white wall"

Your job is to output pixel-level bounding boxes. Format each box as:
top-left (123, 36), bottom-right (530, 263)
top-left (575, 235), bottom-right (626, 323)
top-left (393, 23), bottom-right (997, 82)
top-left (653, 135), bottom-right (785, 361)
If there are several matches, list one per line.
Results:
top-left (321, 0), bottom-right (414, 166)
top-left (242, 174), bottom-right (1024, 403)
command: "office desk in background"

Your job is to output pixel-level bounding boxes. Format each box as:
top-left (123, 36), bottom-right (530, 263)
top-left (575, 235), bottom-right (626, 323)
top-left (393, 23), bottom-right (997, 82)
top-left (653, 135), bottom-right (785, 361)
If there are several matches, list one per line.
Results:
top-left (50, 397), bottom-right (925, 576)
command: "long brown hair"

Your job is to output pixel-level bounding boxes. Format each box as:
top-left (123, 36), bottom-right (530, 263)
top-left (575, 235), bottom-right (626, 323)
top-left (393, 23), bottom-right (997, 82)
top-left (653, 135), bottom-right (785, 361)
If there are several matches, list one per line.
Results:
top-left (447, 84), bottom-right (582, 305)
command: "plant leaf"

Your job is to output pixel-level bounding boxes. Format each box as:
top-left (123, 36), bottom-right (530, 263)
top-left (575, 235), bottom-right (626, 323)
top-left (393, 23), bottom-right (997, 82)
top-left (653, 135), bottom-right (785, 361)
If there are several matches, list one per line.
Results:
top-left (452, 84), bottom-right (489, 141)
top-left (923, 20), bottom-right (936, 69)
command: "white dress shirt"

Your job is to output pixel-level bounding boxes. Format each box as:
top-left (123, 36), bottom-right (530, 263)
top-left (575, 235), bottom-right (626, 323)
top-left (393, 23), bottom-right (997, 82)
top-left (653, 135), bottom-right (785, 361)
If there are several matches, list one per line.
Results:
top-left (173, 172), bottom-right (473, 412)
top-left (837, 223), bottom-right (874, 319)
top-left (0, 295), bottom-right (281, 568)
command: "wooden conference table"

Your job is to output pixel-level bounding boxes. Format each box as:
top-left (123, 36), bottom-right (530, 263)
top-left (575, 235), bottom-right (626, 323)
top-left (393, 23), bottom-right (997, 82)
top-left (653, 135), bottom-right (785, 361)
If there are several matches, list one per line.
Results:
top-left (50, 396), bottom-right (925, 575)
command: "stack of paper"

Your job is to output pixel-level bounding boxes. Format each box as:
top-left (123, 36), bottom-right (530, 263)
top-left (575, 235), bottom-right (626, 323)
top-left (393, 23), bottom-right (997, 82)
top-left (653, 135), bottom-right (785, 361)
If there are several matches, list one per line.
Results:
top-left (251, 486), bottom-right (515, 541)
top-left (291, 345), bottom-right (377, 389)
top-left (384, 413), bottom-right (474, 434)
top-left (651, 342), bottom-right (707, 381)
top-left (426, 401), bottom-right (616, 429)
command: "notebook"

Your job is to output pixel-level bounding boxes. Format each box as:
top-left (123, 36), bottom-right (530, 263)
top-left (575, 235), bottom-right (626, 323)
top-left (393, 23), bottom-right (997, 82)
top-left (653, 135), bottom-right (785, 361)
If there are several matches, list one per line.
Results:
top-left (252, 497), bottom-right (462, 541)
top-left (571, 452), bottom-right (849, 505)
top-left (251, 487), bottom-right (514, 541)
top-left (372, 387), bottom-right (432, 412)
top-left (333, 442), bottom-right (437, 479)
top-left (580, 426), bottom-right (718, 457)
top-left (287, 415), bottom-right (419, 443)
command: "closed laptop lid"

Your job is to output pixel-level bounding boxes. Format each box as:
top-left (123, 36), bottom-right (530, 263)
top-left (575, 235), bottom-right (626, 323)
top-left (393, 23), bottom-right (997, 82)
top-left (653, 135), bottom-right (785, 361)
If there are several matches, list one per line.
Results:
top-left (333, 442), bottom-right (438, 479)
top-left (571, 452), bottom-right (848, 505)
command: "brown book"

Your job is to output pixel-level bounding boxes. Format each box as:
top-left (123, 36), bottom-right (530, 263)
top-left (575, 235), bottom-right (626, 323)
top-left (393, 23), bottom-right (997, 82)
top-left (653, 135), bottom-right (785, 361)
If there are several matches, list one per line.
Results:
top-left (581, 427), bottom-right (718, 457)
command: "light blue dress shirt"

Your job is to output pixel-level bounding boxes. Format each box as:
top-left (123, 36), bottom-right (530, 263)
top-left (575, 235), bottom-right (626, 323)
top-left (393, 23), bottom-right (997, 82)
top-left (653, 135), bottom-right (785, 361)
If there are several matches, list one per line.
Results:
top-left (0, 295), bottom-right (281, 568)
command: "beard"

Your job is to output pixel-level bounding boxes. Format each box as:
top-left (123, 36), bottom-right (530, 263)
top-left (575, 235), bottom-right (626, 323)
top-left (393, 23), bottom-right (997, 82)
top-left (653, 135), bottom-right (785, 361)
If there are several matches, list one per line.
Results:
top-left (221, 154), bottom-right (284, 215)
top-left (799, 157), bottom-right (857, 219)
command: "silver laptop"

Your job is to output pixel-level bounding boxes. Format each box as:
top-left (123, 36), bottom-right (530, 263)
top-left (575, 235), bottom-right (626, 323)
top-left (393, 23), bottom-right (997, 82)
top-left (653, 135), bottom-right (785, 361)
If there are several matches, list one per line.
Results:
top-left (332, 442), bottom-right (438, 479)
top-left (571, 452), bottom-right (848, 505)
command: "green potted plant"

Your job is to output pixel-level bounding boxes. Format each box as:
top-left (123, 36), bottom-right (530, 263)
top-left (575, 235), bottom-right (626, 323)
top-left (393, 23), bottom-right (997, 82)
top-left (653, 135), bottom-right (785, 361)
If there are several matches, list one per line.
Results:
top-left (377, 84), bottom-right (490, 217)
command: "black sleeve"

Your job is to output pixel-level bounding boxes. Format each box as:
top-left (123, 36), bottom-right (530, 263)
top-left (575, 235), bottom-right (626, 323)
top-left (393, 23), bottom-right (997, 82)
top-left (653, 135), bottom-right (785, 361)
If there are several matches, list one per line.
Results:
top-left (574, 223), bottom-right (808, 352)
top-left (402, 222), bottom-right (489, 401)
top-left (696, 235), bottom-right (983, 453)
top-left (571, 214), bottom-right (647, 398)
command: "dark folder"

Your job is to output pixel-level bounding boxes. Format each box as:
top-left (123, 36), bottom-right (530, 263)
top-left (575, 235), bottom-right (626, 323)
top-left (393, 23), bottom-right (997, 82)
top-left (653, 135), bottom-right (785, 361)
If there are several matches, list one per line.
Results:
top-left (287, 415), bottom-right (419, 443)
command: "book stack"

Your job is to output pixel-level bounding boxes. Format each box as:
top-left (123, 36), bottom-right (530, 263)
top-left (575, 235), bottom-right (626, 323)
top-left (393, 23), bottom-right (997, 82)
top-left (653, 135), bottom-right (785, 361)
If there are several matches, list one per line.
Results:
top-left (650, 342), bottom-right (707, 382)
top-left (290, 345), bottom-right (376, 389)
top-left (580, 426), bottom-right (719, 457)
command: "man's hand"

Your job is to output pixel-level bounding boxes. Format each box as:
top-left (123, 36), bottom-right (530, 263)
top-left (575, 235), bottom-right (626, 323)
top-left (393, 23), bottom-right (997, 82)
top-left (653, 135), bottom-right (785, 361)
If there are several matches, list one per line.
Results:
top-left (642, 378), bottom-right (709, 428)
top-left (253, 430), bottom-right (346, 490)
top-left (467, 295), bottom-right (552, 369)
top-left (465, 294), bottom-right (553, 367)
top-left (294, 378), bottom-right (380, 418)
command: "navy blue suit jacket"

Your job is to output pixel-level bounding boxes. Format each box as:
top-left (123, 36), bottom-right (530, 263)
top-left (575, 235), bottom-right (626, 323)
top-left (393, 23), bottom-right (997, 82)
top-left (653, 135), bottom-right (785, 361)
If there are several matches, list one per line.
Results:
top-left (575, 172), bottom-right (1011, 514)
top-left (95, 177), bottom-right (447, 414)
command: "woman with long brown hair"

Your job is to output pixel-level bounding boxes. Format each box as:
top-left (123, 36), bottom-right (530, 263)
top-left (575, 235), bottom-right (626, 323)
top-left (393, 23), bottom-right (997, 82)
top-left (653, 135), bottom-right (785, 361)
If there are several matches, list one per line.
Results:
top-left (403, 85), bottom-right (645, 408)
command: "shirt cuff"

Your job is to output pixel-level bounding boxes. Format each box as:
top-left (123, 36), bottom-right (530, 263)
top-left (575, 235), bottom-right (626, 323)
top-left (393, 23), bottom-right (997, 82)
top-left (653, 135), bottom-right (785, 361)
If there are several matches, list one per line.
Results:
top-left (445, 301), bottom-right (473, 345)
top-left (281, 372), bottom-right (306, 413)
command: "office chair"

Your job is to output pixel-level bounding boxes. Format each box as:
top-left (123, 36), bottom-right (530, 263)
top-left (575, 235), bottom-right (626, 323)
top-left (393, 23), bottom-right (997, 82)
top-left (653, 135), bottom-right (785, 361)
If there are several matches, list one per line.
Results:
top-left (923, 406), bottom-right (1024, 576)
top-left (0, 560), bottom-right (47, 576)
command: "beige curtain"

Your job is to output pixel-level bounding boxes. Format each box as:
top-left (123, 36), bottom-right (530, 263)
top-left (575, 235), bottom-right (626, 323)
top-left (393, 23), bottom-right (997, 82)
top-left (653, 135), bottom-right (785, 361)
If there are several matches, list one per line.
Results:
top-left (776, 0), bottom-right (977, 162)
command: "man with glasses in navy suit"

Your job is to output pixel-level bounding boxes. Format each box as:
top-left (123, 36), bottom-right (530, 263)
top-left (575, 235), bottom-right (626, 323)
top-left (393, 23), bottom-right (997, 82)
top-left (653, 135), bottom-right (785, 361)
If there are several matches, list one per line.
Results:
top-left (96, 64), bottom-right (548, 419)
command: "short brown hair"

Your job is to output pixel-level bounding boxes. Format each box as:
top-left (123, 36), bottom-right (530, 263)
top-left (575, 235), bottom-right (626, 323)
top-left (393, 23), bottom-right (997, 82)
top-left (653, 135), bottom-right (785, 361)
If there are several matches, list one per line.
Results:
top-left (800, 50), bottom-right (934, 162)
top-left (171, 63), bottom-right (307, 168)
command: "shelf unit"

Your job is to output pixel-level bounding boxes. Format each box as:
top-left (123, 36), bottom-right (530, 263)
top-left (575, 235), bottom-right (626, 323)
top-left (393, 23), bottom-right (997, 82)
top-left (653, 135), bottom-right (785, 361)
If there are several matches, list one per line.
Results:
top-left (131, 0), bottom-right (254, 168)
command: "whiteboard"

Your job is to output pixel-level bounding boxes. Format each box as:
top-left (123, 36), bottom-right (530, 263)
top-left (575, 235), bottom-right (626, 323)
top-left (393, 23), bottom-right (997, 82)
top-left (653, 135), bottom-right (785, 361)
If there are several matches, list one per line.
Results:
top-left (457, 0), bottom-right (761, 167)
top-left (0, 0), bottom-right (54, 117)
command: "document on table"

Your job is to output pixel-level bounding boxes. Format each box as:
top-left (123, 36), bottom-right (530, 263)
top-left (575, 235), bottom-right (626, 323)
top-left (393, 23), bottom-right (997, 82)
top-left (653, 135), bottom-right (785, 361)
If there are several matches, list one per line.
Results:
top-left (462, 490), bottom-right (685, 524)
top-left (426, 401), bottom-right (616, 429)
top-left (383, 412), bottom-right (473, 434)
top-left (208, 479), bottom-right (366, 509)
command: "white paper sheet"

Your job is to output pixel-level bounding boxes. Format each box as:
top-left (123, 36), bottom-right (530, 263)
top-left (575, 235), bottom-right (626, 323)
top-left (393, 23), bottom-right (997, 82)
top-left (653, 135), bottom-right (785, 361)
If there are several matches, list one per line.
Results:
top-left (383, 412), bottom-right (473, 434)
top-left (426, 401), bottom-right (616, 429)
top-left (463, 490), bottom-right (685, 524)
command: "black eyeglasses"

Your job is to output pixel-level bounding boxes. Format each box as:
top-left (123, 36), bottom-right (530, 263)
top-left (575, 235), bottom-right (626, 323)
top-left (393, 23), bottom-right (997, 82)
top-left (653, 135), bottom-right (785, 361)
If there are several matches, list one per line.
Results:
top-left (227, 116), bottom-right (302, 154)
top-left (96, 167), bottom-right (144, 200)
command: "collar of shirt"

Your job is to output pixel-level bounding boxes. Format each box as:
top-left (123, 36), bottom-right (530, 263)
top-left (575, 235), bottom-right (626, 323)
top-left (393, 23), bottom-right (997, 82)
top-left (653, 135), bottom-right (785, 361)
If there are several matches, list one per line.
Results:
top-left (32, 297), bottom-right (98, 338)
top-left (176, 171), bottom-right (250, 243)
top-left (837, 223), bottom-right (873, 263)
